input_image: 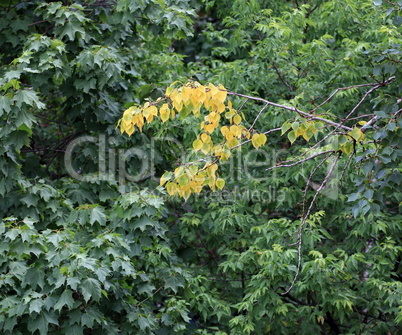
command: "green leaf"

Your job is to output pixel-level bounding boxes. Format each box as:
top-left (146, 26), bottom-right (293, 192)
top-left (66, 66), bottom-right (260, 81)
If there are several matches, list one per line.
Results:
top-left (15, 109), bottom-right (37, 128)
top-left (287, 130), bottom-right (296, 144)
top-left (28, 311), bottom-right (58, 335)
top-left (281, 121), bottom-right (292, 135)
top-left (133, 217), bottom-right (156, 232)
top-left (23, 267), bottom-right (45, 290)
top-left (165, 275), bottom-right (185, 294)
top-left (60, 21), bottom-right (85, 41)
top-left (347, 193), bottom-right (359, 202)
top-left (89, 206), bottom-right (107, 226)
top-left (14, 90), bottom-right (45, 109)
top-left (54, 289), bottom-right (75, 312)
top-left (0, 96), bottom-right (11, 116)
top-left (29, 299), bottom-right (45, 315)
top-left (81, 278), bottom-right (102, 303)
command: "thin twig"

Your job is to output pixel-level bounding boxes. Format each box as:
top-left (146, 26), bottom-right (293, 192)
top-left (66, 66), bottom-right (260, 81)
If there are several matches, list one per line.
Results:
top-left (310, 81), bottom-right (387, 114)
top-left (272, 62), bottom-right (293, 92)
top-left (281, 153), bottom-right (340, 295)
top-left (301, 152), bottom-right (335, 220)
top-left (265, 150), bottom-right (335, 171)
top-left (248, 103), bottom-right (269, 132)
top-left (136, 286), bottom-right (163, 307)
top-left (339, 151), bottom-right (354, 188)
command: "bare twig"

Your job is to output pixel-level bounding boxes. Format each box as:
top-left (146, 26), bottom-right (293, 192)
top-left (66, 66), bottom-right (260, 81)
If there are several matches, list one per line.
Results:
top-left (272, 62), bottom-right (293, 92)
top-left (301, 152), bottom-right (335, 219)
top-left (266, 150), bottom-right (335, 171)
top-left (281, 153), bottom-right (340, 295)
top-left (248, 103), bottom-right (269, 132)
top-left (310, 81), bottom-right (388, 114)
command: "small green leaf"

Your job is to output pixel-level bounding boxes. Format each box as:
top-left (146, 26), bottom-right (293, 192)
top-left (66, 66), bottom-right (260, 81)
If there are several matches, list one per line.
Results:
top-left (0, 96), bottom-right (11, 116)
top-left (287, 130), bottom-right (296, 144)
top-left (281, 121), bottom-right (291, 135)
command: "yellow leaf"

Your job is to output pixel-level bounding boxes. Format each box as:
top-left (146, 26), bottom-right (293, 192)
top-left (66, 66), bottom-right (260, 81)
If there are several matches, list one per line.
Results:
top-left (193, 173), bottom-right (205, 184)
top-left (206, 112), bottom-right (220, 124)
top-left (172, 99), bottom-right (183, 112)
top-left (166, 182), bottom-right (177, 195)
top-left (159, 104), bottom-right (170, 123)
top-left (230, 125), bottom-right (241, 137)
top-left (295, 124), bottom-right (306, 137)
top-left (182, 188), bottom-right (192, 201)
top-left (193, 139), bottom-right (203, 151)
top-left (207, 163), bottom-right (218, 174)
top-left (215, 178), bottom-right (225, 189)
top-left (302, 129), bottom-right (313, 142)
top-left (201, 141), bottom-right (212, 154)
top-left (204, 123), bottom-right (215, 134)
top-left (226, 137), bottom-right (239, 148)
top-left (204, 97), bottom-right (212, 110)
top-left (348, 127), bottom-right (364, 141)
top-left (201, 133), bottom-right (211, 143)
top-left (214, 90), bottom-right (227, 103)
top-left (251, 133), bottom-right (267, 149)
top-left (192, 182), bottom-right (203, 194)
top-left (224, 131), bottom-right (234, 141)
top-left (125, 124), bottom-right (135, 136)
top-left (181, 86), bottom-right (192, 104)
top-left (225, 110), bottom-right (236, 119)
top-left (220, 126), bottom-right (229, 136)
top-left (341, 141), bottom-right (353, 155)
top-left (233, 114), bottom-right (242, 125)
top-left (174, 166), bottom-right (185, 178)
top-left (188, 165), bottom-right (198, 177)
top-left (145, 105), bottom-right (158, 116)
top-left (145, 114), bottom-right (154, 122)
top-left (207, 83), bottom-right (219, 97)
top-left (165, 81), bottom-right (179, 96)
top-left (215, 101), bottom-right (226, 114)
top-left (123, 110), bottom-right (133, 122)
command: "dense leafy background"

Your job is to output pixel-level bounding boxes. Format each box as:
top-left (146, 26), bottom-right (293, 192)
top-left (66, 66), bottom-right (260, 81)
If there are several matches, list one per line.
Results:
top-left (0, 0), bottom-right (401, 334)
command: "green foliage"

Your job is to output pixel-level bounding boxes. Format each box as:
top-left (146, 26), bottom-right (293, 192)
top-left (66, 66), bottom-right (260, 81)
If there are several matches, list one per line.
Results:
top-left (0, 190), bottom-right (191, 334)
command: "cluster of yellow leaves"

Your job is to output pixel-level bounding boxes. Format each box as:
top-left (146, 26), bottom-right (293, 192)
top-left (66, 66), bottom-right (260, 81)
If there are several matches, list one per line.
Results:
top-left (119, 80), bottom-right (271, 199)
top-left (159, 163), bottom-right (225, 200)
top-left (119, 102), bottom-right (175, 136)
top-left (168, 82), bottom-right (228, 116)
